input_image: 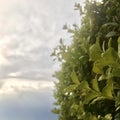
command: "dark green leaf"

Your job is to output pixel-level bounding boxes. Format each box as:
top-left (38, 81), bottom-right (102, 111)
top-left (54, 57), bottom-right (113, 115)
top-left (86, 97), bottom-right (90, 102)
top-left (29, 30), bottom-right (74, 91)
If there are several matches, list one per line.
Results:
top-left (106, 31), bottom-right (117, 38)
top-left (112, 67), bottom-right (120, 77)
top-left (102, 79), bottom-right (113, 98)
top-left (118, 37), bottom-right (120, 58)
top-left (84, 90), bottom-right (99, 104)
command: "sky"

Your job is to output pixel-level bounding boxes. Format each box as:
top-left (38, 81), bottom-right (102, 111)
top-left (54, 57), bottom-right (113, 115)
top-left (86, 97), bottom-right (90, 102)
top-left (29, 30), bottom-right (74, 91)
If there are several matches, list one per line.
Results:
top-left (0, 0), bottom-right (83, 120)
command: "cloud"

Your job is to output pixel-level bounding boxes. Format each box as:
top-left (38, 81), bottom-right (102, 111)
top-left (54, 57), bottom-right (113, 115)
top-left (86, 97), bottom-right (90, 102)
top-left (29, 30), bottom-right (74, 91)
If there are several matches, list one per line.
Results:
top-left (0, 0), bottom-right (84, 120)
top-left (0, 0), bottom-right (57, 81)
top-left (0, 78), bottom-right (55, 95)
top-left (0, 0), bottom-right (82, 84)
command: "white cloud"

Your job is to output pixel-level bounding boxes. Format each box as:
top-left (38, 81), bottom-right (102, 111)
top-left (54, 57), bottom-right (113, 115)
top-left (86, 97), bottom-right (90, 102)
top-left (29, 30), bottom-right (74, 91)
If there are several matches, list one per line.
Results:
top-left (0, 0), bottom-right (84, 120)
top-left (0, 78), bottom-right (55, 95)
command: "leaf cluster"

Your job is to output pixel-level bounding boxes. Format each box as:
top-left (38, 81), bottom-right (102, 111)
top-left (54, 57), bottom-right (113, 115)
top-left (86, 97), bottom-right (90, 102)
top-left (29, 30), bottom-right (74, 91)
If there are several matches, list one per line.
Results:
top-left (51, 0), bottom-right (120, 119)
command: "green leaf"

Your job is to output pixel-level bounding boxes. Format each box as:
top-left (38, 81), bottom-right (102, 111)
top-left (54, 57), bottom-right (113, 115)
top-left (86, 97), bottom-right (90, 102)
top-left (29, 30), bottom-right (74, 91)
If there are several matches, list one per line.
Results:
top-left (89, 39), bottom-right (102, 61)
top-left (101, 47), bottom-right (118, 65)
top-left (115, 112), bottom-right (120, 120)
top-left (91, 96), bottom-right (107, 105)
top-left (118, 37), bottom-right (120, 58)
top-left (98, 75), bottom-right (108, 81)
top-left (64, 84), bottom-right (78, 92)
top-left (93, 47), bottom-right (118, 74)
top-left (63, 24), bottom-right (68, 30)
top-left (84, 90), bottom-right (99, 104)
top-left (93, 61), bottom-right (104, 74)
top-left (115, 91), bottom-right (120, 108)
top-left (111, 67), bottom-right (120, 77)
top-left (90, 115), bottom-right (98, 120)
top-left (71, 70), bottom-right (80, 84)
top-left (85, 113), bottom-right (98, 120)
top-left (104, 114), bottom-right (112, 120)
top-left (102, 22), bottom-right (118, 28)
top-left (102, 79), bottom-right (113, 98)
top-left (52, 108), bottom-right (60, 114)
top-left (106, 31), bottom-right (117, 38)
top-left (79, 80), bottom-right (89, 90)
top-left (92, 77), bottom-right (99, 92)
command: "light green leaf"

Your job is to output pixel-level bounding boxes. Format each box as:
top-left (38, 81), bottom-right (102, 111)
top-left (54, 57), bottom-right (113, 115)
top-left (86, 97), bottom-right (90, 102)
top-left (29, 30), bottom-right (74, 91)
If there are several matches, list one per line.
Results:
top-left (91, 96), bottom-right (107, 105)
top-left (92, 77), bottom-right (99, 92)
top-left (93, 47), bottom-right (118, 74)
top-left (71, 70), bottom-right (80, 84)
top-left (101, 47), bottom-right (118, 65)
top-left (98, 75), bottom-right (108, 81)
top-left (104, 114), bottom-right (112, 120)
top-left (64, 84), bottom-right (78, 92)
top-left (89, 39), bottom-right (102, 61)
top-left (79, 80), bottom-right (89, 89)
top-left (93, 61), bottom-right (104, 74)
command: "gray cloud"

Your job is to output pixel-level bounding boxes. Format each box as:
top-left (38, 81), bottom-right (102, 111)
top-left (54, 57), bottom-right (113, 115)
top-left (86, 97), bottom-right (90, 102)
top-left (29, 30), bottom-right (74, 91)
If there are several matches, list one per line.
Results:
top-left (0, 0), bottom-right (81, 83)
top-left (0, 0), bottom-right (83, 120)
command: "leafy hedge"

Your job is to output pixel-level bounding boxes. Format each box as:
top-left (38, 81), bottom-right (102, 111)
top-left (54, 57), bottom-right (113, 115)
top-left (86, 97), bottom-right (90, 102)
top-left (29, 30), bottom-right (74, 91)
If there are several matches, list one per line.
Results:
top-left (52, 0), bottom-right (120, 119)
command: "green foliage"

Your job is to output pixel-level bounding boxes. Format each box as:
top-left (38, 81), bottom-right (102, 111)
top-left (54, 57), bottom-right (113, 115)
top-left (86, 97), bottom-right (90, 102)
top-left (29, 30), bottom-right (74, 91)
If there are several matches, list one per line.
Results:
top-left (52, 0), bottom-right (120, 119)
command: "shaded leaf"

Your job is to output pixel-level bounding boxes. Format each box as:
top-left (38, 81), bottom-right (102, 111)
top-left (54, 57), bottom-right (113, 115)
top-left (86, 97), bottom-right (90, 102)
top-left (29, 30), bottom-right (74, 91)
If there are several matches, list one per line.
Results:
top-left (115, 91), bottom-right (120, 108)
top-left (91, 96), bottom-right (107, 105)
top-left (118, 37), bottom-right (120, 58)
top-left (102, 22), bottom-right (118, 27)
top-left (106, 31), bottom-right (117, 38)
top-left (102, 79), bottom-right (113, 98)
top-left (111, 67), bottom-right (120, 77)
top-left (84, 90), bottom-right (99, 104)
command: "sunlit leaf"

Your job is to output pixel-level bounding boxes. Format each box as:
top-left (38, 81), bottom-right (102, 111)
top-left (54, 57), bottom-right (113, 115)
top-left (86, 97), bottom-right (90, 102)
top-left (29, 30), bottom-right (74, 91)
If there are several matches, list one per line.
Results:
top-left (64, 84), bottom-right (78, 92)
top-left (71, 70), bottom-right (80, 84)
top-left (92, 77), bottom-right (99, 91)
top-left (98, 75), bottom-right (108, 81)
top-left (91, 96), bottom-right (107, 105)
top-left (101, 47), bottom-right (118, 65)
top-left (89, 39), bottom-right (102, 61)
top-left (79, 80), bottom-right (89, 89)
top-left (93, 61), bottom-right (104, 74)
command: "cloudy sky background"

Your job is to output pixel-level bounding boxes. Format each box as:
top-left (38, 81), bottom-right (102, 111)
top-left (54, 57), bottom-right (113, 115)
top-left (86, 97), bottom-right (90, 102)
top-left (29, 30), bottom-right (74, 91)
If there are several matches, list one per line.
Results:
top-left (0, 0), bottom-right (83, 120)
